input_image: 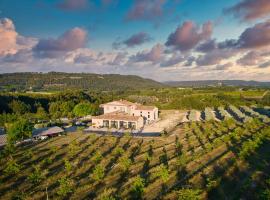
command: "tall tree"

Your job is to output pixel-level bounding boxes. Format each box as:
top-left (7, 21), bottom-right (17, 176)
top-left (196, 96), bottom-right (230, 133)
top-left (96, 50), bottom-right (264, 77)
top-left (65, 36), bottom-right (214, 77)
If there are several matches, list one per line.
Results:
top-left (73, 102), bottom-right (97, 117)
top-left (7, 118), bottom-right (33, 144)
top-left (8, 100), bottom-right (31, 115)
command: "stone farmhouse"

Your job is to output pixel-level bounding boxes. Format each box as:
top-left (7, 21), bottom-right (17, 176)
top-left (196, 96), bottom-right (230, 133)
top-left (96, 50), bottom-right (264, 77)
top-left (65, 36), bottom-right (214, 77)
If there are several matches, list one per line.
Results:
top-left (92, 100), bottom-right (158, 130)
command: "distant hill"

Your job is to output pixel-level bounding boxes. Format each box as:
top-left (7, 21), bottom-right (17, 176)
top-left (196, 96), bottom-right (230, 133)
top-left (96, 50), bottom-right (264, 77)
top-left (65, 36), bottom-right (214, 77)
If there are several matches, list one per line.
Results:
top-left (164, 80), bottom-right (270, 87)
top-left (0, 72), bottom-right (164, 91)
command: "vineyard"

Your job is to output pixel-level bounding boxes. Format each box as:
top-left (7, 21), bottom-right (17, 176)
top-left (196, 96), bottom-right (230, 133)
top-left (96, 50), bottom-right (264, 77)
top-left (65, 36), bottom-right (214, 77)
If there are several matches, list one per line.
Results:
top-left (185, 106), bottom-right (270, 123)
top-left (0, 109), bottom-right (270, 199)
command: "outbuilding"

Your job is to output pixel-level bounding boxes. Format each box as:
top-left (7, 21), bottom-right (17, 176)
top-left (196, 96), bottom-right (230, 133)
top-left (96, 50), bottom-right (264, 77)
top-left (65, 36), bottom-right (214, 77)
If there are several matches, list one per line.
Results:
top-left (32, 126), bottom-right (65, 140)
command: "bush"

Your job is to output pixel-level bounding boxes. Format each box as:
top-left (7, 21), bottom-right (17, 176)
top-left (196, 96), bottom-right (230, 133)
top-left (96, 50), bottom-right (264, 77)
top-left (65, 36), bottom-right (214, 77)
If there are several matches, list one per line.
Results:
top-left (64, 159), bottom-right (72, 173)
top-left (118, 156), bottom-right (132, 172)
top-left (91, 151), bottom-right (103, 164)
top-left (4, 158), bottom-right (21, 176)
top-left (27, 165), bottom-right (47, 185)
top-left (23, 149), bottom-right (33, 159)
top-left (154, 164), bottom-right (169, 183)
top-left (130, 176), bottom-right (145, 199)
top-left (57, 177), bottom-right (74, 198)
top-left (96, 188), bottom-right (116, 200)
top-left (92, 164), bottom-right (105, 182)
top-left (177, 188), bottom-right (201, 200)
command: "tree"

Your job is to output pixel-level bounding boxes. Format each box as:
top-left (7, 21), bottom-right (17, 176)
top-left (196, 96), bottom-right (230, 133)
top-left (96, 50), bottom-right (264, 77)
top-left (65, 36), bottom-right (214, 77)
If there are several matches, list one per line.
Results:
top-left (4, 158), bottom-right (21, 176)
top-left (92, 164), bottom-right (105, 182)
top-left (154, 164), bottom-right (169, 183)
top-left (130, 176), bottom-right (145, 199)
top-left (49, 102), bottom-right (62, 119)
top-left (27, 165), bottom-right (47, 185)
top-left (57, 177), bottom-right (74, 198)
top-left (7, 118), bottom-right (32, 144)
top-left (8, 100), bottom-right (31, 115)
top-left (61, 101), bottom-right (75, 118)
top-left (177, 188), bottom-right (201, 200)
top-left (91, 151), bottom-right (103, 164)
top-left (35, 106), bottom-right (48, 120)
top-left (64, 159), bottom-right (72, 173)
top-left (118, 156), bottom-right (132, 172)
top-left (73, 102), bottom-right (97, 117)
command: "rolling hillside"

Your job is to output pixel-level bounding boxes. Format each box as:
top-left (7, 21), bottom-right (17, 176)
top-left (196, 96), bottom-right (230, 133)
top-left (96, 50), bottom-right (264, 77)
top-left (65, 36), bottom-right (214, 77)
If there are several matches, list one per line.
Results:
top-left (0, 72), bottom-right (164, 91)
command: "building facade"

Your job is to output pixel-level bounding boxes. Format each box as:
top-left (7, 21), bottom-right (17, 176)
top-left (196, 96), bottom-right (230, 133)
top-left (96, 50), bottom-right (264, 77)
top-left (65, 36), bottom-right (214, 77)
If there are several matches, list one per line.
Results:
top-left (92, 100), bottom-right (159, 130)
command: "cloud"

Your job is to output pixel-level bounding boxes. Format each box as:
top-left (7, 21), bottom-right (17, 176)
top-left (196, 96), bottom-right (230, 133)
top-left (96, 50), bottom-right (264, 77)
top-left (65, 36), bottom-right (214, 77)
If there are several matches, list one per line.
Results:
top-left (57, 0), bottom-right (89, 11)
top-left (0, 18), bottom-right (17, 55)
top-left (109, 52), bottom-right (128, 65)
top-left (237, 51), bottom-right (262, 66)
top-left (33, 27), bottom-right (88, 58)
top-left (196, 39), bottom-right (217, 53)
top-left (214, 62), bottom-right (233, 70)
top-left (113, 32), bottom-right (152, 49)
top-left (259, 61), bottom-right (270, 68)
top-left (216, 20), bottom-right (270, 50)
top-left (2, 49), bottom-right (32, 63)
top-left (237, 20), bottom-right (270, 49)
top-left (165, 21), bottom-right (213, 51)
top-left (126, 0), bottom-right (166, 22)
top-left (130, 43), bottom-right (164, 63)
top-left (0, 18), bottom-right (37, 56)
top-left (196, 49), bottom-right (235, 66)
top-left (224, 0), bottom-right (270, 21)
top-left (124, 32), bottom-right (152, 47)
top-left (160, 53), bottom-right (185, 67)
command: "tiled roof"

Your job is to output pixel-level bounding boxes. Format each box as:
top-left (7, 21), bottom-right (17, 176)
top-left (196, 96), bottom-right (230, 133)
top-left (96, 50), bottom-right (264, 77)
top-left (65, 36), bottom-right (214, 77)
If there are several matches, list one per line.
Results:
top-left (33, 126), bottom-right (64, 136)
top-left (135, 105), bottom-right (156, 111)
top-left (100, 99), bottom-right (136, 107)
top-left (92, 112), bottom-right (142, 121)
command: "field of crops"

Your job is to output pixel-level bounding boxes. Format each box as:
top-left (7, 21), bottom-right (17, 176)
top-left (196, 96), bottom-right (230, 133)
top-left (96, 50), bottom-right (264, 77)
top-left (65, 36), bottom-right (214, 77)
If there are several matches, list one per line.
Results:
top-left (0, 113), bottom-right (270, 199)
top-left (185, 105), bottom-right (270, 124)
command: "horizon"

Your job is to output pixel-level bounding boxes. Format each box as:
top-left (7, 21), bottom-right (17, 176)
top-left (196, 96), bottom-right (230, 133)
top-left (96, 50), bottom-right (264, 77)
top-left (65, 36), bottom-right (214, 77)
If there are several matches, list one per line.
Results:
top-left (2, 71), bottom-right (270, 83)
top-left (0, 0), bottom-right (270, 81)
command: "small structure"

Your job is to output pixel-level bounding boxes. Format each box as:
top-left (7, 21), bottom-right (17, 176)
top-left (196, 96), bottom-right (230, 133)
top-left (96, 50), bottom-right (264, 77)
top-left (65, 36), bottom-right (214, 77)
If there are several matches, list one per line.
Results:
top-left (32, 126), bottom-right (65, 140)
top-left (0, 128), bottom-right (7, 147)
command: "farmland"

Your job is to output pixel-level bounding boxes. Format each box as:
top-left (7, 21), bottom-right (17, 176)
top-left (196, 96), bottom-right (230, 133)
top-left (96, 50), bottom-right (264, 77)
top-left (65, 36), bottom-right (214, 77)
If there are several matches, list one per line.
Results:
top-left (0, 106), bottom-right (270, 199)
top-left (0, 86), bottom-right (270, 199)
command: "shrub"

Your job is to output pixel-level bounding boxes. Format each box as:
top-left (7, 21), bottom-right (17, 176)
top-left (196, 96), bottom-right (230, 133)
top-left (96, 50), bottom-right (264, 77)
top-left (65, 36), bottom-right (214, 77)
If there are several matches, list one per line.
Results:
top-left (96, 188), bottom-right (116, 200)
top-left (112, 147), bottom-right (124, 157)
top-left (177, 188), bottom-right (202, 200)
top-left (27, 165), bottom-right (47, 185)
top-left (57, 177), bottom-right (74, 198)
top-left (4, 158), bottom-right (21, 176)
top-left (23, 149), bottom-right (33, 160)
top-left (154, 164), bottom-right (169, 183)
top-left (130, 176), bottom-right (145, 199)
top-left (64, 159), bottom-right (72, 173)
top-left (118, 156), bottom-right (132, 172)
top-left (91, 151), bottom-right (103, 164)
top-left (42, 157), bottom-right (53, 165)
top-left (92, 164), bottom-right (105, 182)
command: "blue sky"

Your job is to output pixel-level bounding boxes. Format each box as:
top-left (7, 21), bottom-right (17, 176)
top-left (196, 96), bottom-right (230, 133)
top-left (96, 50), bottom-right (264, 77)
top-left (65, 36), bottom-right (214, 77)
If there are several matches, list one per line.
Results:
top-left (0, 0), bottom-right (270, 81)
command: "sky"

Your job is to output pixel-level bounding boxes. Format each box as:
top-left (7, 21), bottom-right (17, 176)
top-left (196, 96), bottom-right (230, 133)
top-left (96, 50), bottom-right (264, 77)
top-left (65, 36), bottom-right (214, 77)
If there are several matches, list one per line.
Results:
top-left (0, 0), bottom-right (270, 81)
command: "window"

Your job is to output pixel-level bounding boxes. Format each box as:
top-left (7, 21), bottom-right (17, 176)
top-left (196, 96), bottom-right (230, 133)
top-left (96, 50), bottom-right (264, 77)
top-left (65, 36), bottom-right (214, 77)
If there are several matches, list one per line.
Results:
top-left (148, 115), bottom-right (150, 118)
top-left (114, 107), bottom-right (116, 110)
